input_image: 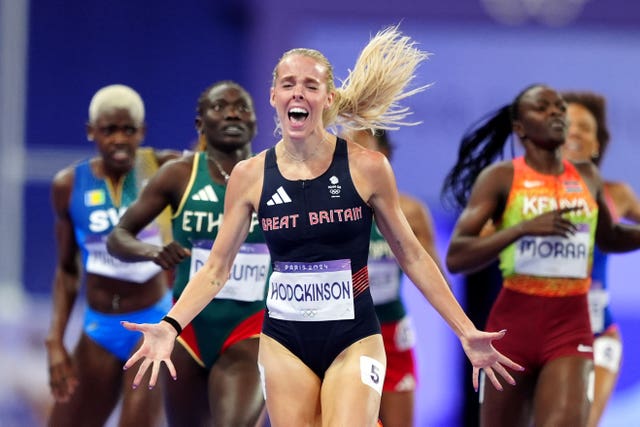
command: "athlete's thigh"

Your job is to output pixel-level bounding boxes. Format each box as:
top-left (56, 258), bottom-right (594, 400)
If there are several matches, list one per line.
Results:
top-left (209, 338), bottom-right (264, 427)
top-left (258, 333), bottom-right (321, 426)
top-left (49, 334), bottom-right (122, 427)
top-left (379, 391), bottom-right (414, 427)
top-left (480, 369), bottom-right (536, 427)
top-left (320, 334), bottom-right (386, 427)
top-left (534, 356), bottom-right (593, 427)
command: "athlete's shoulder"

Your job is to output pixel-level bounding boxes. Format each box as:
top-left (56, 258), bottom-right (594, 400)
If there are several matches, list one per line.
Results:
top-left (477, 160), bottom-right (513, 183)
top-left (158, 151), bottom-right (195, 173)
top-left (150, 147), bottom-right (181, 166)
top-left (488, 159), bottom-right (514, 173)
top-left (569, 159), bottom-right (602, 192)
top-left (571, 158), bottom-right (599, 177)
top-left (51, 161), bottom-right (84, 211)
top-left (346, 139), bottom-right (389, 174)
top-left (469, 160), bottom-right (514, 203)
top-left (235, 150), bottom-right (267, 175)
top-left (143, 153), bottom-right (195, 200)
top-left (52, 157), bottom-right (91, 191)
top-left (52, 165), bottom-right (74, 188)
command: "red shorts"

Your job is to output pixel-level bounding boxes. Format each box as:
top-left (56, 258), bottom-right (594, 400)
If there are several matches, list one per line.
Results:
top-left (178, 309), bottom-right (263, 369)
top-left (486, 288), bottom-right (593, 371)
top-left (380, 317), bottom-right (417, 392)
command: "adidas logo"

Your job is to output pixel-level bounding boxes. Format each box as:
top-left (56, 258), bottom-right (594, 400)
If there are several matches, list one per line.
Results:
top-left (191, 185), bottom-right (219, 202)
top-left (577, 344), bottom-right (593, 353)
top-left (395, 374), bottom-right (416, 392)
top-left (266, 186), bottom-right (292, 206)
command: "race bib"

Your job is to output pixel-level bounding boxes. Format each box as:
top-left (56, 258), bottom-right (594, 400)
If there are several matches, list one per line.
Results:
top-left (85, 230), bottom-right (163, 283)
top-left (360, 355), bottom-right (385, 396)
top-left (394, 316), bottom-right (416, 351)
top-left (588, 287), bottom-right (609, 334)
top-left (368, 258), bottom-right (401, 305)
top-left (514, 224), bottom-right (590, 278)
top-left (190, 241), bottom-right (270, 302)
top-left (267, 259), bottom-right (354, 321)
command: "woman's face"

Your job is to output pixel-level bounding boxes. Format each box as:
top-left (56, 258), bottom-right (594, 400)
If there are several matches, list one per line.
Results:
top-left (270, 54), bottom-right (334, 139)
top-left (197, 84), bottom-right (257, 151)
top-left (561, 103), bottom-right (599, 163)
top-left (86, 108), bottom-right (145, 173)
top-left (514, 86), bottom-right (568, 150)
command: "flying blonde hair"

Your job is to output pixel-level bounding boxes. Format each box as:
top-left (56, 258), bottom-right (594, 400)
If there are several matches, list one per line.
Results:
top-left (272, 25), bottom-right (431, 132)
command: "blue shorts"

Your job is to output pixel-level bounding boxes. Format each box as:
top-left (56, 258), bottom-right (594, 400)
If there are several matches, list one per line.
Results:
top-left (262, 293), bottom-right (381, 379)
top-left (598, 305), bottom-right (615, 336)
top-left (83, 291), bottom-right (172, 361)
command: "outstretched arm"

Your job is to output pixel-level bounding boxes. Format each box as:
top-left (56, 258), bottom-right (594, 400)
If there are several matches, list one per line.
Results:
top-left (350, 144), bottom-right (523, 391)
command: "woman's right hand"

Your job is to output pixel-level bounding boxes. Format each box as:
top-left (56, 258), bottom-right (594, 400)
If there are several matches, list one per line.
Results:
top-left (121, 320), bottom-right (178, 388)
top-left (519, 207), bottom-right (580, 237)
top-left (151, 241), bottom-right (191, 270)
top-left (46, 340), bottom-right (79, 402)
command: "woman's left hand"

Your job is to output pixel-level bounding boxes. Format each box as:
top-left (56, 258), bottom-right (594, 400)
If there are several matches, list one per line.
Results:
top-left (460, 329), bottom-right (524, 392)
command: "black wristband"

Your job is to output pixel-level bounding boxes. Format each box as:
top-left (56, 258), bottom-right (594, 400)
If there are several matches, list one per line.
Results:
top-left (161, 315), bottom-right (182, 336)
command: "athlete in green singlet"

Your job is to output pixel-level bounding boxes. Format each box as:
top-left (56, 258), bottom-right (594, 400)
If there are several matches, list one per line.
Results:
top-left (107, 81), bottom-right (268, 426)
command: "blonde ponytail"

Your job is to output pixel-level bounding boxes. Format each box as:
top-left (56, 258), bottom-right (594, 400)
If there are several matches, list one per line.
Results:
top-left (272, 26), bottom-right (431, 135)
top-left (330, 25), bottom-right (431, 131)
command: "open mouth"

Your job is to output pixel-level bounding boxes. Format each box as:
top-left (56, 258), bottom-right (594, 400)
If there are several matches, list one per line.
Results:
top-left (222, 125), bottom-right (245, 136)
top-left (288, 107), bottom-right (309, 123)
top-left (563, 139), bottom-right (584, 151)
top-left (550, 118), bottom-right (567, 131)
top-left (112, 148), bottom-right (132, 162)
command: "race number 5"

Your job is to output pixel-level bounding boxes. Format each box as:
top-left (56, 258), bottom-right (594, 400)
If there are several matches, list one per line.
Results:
top-left (360, 355), bottom-right (385, 395)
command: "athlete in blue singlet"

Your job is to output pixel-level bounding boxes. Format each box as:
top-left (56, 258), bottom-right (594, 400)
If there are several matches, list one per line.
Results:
top-left (46, 84), bottom-right (178, 427)
top-left (560, 90), bottom-right (640, 427)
